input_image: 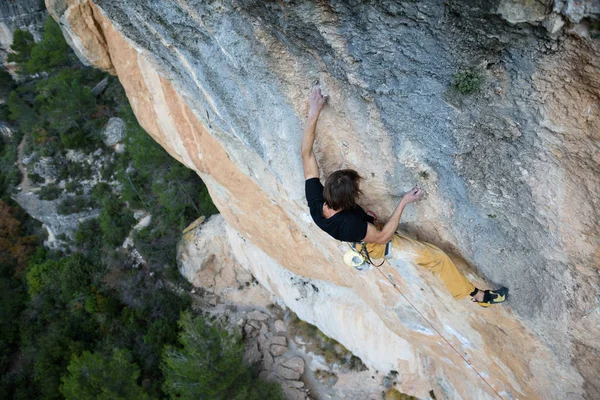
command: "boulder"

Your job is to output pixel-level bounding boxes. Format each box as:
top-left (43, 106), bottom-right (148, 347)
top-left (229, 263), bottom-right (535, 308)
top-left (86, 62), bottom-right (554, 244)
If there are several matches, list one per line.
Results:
top-left (542, 13), bottom-right (565, 34)
top-left (259, 322), bottom-right (268, 336)
top-left (91, 76), bottom-right (109, 96)
top-left (281, 357), bottom-right (305, 374)
top-left (101, 117), bottom-right (125, 147)
top-left (274, 319), bottom-right (286, 333)
top-left (269, 336), bottom-right (286, 346)
top-left (282, 386), bottom-right (308, 400)
top-left (496, 0), bottom-right (551, 24)
top-left (243, 324), bottom-right (255, 337)
top-left (257, 333), bottom-right (268, 352)
top-left (262, 350), bottom-right (274, 370)
top-left (247, 310), bottom-right (270, 322)
top-left (275, 364), bottom-right (300, 380)
top-left (243, 342), bottom-right (262, 365)
top-left (0, 121), bottom-right (14, 138)
top-left (269, 344), bottom-right (287, 357)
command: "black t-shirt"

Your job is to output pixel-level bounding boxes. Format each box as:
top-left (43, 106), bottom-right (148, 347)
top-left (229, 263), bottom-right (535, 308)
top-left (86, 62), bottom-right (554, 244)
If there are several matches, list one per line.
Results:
top-left (305, 177), bottom-right (374, 242)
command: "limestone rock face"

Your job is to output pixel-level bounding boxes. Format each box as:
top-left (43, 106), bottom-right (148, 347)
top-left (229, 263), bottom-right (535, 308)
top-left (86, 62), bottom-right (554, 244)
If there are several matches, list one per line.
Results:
top-left (178, 214), bottom-right (272, 307)
top-left (48, 1), bottom-right (600, 398)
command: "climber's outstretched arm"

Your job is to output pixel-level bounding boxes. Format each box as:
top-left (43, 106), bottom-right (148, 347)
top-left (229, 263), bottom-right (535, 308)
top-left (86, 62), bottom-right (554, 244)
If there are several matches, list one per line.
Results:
top-left (363, 186), bottom-right (424, 244)
top-left (302, 86), bottom-right (327, 180)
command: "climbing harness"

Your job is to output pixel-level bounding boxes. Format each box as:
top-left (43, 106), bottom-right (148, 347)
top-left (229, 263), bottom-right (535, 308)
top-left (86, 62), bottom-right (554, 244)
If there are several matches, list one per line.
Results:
top-left (344, 240), bottom-right (391, 269)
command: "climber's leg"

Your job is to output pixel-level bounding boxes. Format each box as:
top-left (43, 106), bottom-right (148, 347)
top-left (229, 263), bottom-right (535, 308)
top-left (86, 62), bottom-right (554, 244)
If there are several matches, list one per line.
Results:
top-left (391, 234), bottom-right (475, 300)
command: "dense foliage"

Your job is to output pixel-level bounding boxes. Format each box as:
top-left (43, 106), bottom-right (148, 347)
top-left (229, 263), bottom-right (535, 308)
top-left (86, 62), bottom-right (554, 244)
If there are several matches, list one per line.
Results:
top-left (6, 29), bottom-right (34, 66)
top-left (61, 349), bottom-right (149, 400)
top-left (0, 16), bottom-right (280, 400)
top-left (163, 312), bottom-right (284, 400)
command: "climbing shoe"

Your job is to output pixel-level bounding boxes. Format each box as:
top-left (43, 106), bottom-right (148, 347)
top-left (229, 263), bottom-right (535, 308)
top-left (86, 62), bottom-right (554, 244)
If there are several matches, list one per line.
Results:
top-left (473, 287), bottom-right (509, 307)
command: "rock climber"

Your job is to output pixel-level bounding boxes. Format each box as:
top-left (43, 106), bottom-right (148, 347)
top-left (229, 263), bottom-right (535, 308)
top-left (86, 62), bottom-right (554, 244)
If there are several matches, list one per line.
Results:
top-left (301, 86), bottom-right (508, 307)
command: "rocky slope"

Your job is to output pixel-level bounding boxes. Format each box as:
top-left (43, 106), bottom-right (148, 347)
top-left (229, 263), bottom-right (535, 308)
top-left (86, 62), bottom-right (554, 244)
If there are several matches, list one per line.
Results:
top-left (13, 116), bottom-right (124, 248)
top-left (46, 0), bottom-right (599, 398)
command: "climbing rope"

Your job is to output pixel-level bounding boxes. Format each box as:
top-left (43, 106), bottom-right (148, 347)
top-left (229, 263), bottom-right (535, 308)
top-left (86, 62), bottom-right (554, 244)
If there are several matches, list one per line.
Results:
top-left (373, 259), bottom-right (505, 400)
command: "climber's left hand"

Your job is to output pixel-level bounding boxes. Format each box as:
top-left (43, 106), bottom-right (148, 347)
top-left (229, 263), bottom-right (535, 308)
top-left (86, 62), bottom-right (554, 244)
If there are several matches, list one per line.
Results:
top-left (308, 86), bottom-right (327, 117)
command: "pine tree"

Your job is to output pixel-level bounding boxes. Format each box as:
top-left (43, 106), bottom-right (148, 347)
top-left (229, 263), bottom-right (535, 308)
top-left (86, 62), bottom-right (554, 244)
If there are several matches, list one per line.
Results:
top-left (161, 312), bottom-right (284, 400)
top-left (162, 311), bottom-right (246, 399)
top-left (60, 349), bottom-right (149, 400)
top-left (7, 29), bottom-right (34, 66)
top-left (7, 91), bottom-right (37, 133)
top-left (26, 17), bottom-right (72, 74)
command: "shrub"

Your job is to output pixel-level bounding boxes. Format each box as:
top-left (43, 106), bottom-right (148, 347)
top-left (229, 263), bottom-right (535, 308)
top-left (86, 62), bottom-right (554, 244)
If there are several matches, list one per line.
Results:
top-left (57, 196), bottom-right (95, 215)
top-left (99, 196), bottom-right (134, 247)
top-left (28, 172), bottom-right (44, 185)
top-left (59, 128), bottom-right (89, 149)
top-left (452, 68), bottom-right (484, 94)
top-left (74, 218), bottom-right (103, 260)
top-left (37, 184), bottom-right (62, 200)
top-left (91, 182), bottom-right (112, 201)
top-left (100, 160), bottom-right (116, 181)
top-left (64, 180), bottom-right (81, 193)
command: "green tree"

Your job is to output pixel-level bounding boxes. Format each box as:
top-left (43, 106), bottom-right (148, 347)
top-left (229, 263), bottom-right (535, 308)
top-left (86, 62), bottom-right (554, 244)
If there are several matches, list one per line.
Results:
top-left (7, 29), bottom-right (34, 66)
top-left (0, 136), bottom-right (20, 199)
top-left (26, 17), bottom-right (72, 74)
top-left (60, 348), bottom-right (149, 400)
top-left (7, 91), bottom-right (38, 133)
top-left (0, 200), bottom-right (36, 274)
top-left (162, 312), bottom-right (284, 400)
top-left (0, 260), bottom-right (28, 372)
top-left (0, 67), bottom-right (15, 100)
top-left (59, 253), bottom-right (102, 302)
top-left (35, 70), bottom-right (97, 135)
top-left (25, 257), bottom-right (60, 296)
top-left (99, 196), bottom-right (135, 246)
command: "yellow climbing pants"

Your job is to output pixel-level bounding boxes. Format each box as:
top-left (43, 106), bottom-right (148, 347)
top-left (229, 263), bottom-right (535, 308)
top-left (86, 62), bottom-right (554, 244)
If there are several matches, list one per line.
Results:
top-left (357, 234), bottom-right (476, 300)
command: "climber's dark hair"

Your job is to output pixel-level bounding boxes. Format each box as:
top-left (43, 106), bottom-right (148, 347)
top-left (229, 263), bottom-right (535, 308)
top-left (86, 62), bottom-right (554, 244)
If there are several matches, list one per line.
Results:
top-left (323, 169), bottom-right (362, 211)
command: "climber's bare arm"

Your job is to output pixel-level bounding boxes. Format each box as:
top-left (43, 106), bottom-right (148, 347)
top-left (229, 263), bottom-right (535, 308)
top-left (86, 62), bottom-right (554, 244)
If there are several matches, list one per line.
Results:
top-left (363, 187), bottom-right (424, 244)
top-left (302, 86), bottom-right (327, 180)
top-left (302, 114), bottom-right (319, 179)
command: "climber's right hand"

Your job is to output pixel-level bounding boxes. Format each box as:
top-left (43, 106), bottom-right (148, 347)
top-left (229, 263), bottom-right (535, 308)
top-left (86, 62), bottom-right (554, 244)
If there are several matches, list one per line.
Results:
top-left (402, 186), bottom-right (424, 204)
